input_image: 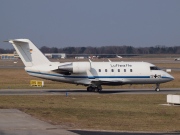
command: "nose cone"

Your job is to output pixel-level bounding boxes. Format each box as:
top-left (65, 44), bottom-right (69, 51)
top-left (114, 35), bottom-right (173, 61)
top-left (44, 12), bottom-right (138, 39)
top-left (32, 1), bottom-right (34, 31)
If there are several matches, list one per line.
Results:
top-left (165, 73), bottom-right (174, 81)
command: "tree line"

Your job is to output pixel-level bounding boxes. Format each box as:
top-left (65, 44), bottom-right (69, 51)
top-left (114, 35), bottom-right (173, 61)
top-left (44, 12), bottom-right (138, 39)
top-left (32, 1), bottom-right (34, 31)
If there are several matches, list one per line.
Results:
top-left (1, 45), bottom-right (180, 54)
top-left (40, 45), bottom-right (180, 54)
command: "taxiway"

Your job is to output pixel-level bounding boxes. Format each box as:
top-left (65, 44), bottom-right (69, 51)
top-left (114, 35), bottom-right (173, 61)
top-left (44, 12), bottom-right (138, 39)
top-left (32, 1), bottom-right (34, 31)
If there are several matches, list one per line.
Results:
top-left (0, 88), bottom-right (179, 95)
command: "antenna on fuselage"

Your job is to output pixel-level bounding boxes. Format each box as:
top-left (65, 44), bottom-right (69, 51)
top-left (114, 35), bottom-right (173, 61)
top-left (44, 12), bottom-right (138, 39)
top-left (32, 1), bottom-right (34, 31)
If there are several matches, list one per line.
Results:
top-left (108, 59), bottom-right (112, 62)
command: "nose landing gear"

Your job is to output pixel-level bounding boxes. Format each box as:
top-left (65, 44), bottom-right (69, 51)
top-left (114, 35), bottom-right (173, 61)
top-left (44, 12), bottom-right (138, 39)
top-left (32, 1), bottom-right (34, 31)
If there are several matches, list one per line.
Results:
top-left (155, 84), bottom-right (160, 92)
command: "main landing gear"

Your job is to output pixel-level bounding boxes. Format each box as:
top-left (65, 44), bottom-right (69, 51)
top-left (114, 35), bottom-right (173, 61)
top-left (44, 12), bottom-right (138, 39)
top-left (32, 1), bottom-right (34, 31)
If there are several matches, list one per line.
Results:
top-left (87, 85), bottom-right (102, 92)
top-left (155, 84), bottom-right (160, 92)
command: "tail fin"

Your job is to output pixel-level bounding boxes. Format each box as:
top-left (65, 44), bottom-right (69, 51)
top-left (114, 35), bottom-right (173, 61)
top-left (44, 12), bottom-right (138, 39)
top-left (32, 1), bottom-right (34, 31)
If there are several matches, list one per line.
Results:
top-left (8, 39), bottom-right (50, 67)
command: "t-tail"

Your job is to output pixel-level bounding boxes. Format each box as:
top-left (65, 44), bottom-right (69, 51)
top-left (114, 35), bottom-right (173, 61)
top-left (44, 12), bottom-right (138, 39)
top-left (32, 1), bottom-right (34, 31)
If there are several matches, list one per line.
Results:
top-left (7, 39), bottom-right (50, 67)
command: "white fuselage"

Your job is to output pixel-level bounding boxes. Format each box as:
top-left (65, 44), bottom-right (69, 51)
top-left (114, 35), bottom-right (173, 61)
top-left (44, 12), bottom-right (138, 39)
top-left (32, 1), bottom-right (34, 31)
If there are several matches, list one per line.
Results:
top-left (25, 61), bottom-right (174, 86)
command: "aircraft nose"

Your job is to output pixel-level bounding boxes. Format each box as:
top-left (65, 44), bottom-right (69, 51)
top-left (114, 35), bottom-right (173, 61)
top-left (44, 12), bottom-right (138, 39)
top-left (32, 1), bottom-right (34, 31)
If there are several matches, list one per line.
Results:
top-left (170, 75), bottom-right (174, 80)
top-left (166, 73), bottom-right (174, 81)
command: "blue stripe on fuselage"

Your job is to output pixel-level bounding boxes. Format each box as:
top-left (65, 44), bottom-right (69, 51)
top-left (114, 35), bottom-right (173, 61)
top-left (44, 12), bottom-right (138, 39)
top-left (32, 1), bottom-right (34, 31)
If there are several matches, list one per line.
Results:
top-left (26, 70), bottom-right (151, 79)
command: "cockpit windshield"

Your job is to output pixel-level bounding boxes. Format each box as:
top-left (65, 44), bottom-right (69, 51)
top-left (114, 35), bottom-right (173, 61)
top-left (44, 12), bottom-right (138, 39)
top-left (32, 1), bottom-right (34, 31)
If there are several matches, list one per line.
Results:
top-left (150, 66), bottom-right (161, 70)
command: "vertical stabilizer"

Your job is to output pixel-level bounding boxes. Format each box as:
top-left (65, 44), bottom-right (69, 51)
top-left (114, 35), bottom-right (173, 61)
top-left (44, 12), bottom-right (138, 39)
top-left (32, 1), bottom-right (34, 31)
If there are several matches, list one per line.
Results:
top-left (8, 39), bottom-right (50, 67)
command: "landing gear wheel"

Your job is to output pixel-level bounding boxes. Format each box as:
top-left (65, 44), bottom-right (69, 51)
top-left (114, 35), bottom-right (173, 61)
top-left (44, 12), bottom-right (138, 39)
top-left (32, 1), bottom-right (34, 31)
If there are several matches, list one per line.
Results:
top-left (87, 86), bottom-right (95, 92)
top-left (97, 86), bottom-right (102, 92)
top-left (87, 85), bottom-right (102, 92)
top-left (97, 89), bottom-right (102, 92)
top-left (87, 86), bottom-right (93, 92)
top-left (94, 87), bottom-right (99, 92)
top-left (155, 88), bottom-right (160, 92)
top-left (155, 84), bottom-right (160, 92)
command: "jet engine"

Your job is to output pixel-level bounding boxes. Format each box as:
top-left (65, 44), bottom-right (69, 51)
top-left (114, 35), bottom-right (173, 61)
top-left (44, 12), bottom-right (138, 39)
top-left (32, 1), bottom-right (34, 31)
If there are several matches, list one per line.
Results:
top-left (58, 62), bottom-right (91, 74)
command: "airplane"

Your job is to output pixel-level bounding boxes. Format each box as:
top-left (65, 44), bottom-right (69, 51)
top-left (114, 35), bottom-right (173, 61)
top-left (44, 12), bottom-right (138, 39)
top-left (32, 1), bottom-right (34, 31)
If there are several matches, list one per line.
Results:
top-left (174, 58), bottom-right (180, 61)
top-left (7, 39), bottom-right (174, 92)
top-left (116, 55), bottom-right (122, 58)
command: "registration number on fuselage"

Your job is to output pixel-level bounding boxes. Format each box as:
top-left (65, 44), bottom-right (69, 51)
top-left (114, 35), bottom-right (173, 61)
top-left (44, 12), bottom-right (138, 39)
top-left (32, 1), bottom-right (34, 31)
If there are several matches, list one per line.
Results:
top-left (150, 75), bottom-right (161, 78)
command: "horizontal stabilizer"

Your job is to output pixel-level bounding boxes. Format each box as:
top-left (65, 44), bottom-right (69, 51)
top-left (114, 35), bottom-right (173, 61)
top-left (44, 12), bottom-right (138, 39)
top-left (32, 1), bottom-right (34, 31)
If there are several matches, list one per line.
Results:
top-left (8, 39), bottom-right (28, 43)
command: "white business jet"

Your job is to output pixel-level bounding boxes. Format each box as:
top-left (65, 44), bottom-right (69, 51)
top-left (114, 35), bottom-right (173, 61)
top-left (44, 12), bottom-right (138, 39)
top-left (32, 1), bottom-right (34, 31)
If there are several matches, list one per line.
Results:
top-left (7, 39), bottom-right (174, 92)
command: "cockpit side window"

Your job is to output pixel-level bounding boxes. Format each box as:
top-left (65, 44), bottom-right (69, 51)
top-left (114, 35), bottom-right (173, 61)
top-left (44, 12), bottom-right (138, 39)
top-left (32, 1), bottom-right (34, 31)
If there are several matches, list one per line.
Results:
top-left (150, 66), bottom-right (161, 70)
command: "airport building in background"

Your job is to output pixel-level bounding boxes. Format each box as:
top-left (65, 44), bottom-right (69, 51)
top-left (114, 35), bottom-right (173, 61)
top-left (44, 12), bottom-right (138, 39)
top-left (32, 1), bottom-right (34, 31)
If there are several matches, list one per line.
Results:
top-left (0, 51), bottom-right (19, 60)
top-left (45, 53), bottom-right (66, 59)
top-left (0, 52), bottom-right (67, 60)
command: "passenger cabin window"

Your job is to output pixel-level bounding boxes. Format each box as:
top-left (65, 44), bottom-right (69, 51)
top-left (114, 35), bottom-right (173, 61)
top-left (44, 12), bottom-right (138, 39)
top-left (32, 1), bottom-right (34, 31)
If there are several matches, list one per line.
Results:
top-left (118, 69), bottom-right (120, 72)
top-left (124, 69), bottom-right (126, 72)
top-left (111, 69), bottom-right (114, 72)
top-left (130, 69), bottom-right (132, 72)
top-left (99, 69), bottom-right (101, 72)
top-left (150, 66), bottom-right (161, 70)
top-left (105, 69), bottom-right (107, 72)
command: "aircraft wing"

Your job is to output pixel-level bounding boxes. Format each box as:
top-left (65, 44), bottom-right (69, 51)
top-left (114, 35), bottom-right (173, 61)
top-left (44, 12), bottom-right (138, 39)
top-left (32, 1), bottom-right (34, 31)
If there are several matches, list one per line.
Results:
top-left (91, 79), bottom-right (125, 85)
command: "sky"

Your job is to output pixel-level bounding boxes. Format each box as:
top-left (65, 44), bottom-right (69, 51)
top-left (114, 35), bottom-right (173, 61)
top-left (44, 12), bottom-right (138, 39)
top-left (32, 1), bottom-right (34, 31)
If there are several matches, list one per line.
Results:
top-left (0, 0), bottom-right (180, 49)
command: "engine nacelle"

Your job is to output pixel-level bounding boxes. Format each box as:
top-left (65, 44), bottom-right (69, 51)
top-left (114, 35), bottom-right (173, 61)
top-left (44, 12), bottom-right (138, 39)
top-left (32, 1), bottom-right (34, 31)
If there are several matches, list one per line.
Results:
top-left (58, 62), bottom-right (90, 74)
top-left (73, 62), bottom-right (90, 73)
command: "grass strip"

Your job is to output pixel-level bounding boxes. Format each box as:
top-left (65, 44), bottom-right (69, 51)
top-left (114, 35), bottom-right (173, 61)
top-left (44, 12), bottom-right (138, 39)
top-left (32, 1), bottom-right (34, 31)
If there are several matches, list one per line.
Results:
top-left (0, 94), bottom-right (179, 132)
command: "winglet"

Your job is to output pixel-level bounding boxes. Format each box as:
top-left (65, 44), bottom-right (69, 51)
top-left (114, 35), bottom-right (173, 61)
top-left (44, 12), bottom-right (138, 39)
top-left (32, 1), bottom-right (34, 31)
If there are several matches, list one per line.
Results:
top-left (108, 59), bottom-right (112, 62)
top-left (89, 59), bottom-right (92, 63)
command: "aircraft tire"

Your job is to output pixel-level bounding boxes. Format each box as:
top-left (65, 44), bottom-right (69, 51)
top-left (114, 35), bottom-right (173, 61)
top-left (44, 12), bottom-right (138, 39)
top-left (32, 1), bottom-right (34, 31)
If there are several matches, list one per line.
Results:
top-left (96, 86), bottom-right (102, 92)
top-left (87, 86), bottom-right (94, 92)
top-left (155, 88), bottom-right (160, 92)
top-left (97, 87), bottom-right (102, 92)
top-left (155, 84), bottom-right (160, 92)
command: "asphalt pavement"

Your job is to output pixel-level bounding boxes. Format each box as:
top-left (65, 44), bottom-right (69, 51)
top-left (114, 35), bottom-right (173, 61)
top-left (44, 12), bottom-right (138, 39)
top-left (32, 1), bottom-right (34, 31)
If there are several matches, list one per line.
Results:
top-left (0, 88), bottom-right (179, 95)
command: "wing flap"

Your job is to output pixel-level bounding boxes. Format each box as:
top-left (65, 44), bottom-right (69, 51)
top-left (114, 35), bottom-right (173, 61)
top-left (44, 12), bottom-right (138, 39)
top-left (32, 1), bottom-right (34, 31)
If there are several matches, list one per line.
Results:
top-left (92, 79), bottom-right (124, 86)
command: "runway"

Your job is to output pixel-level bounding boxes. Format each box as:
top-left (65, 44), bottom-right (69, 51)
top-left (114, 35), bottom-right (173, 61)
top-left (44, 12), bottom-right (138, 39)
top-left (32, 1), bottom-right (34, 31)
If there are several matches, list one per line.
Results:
top-left (0, 88), bottom-right (180, 95)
